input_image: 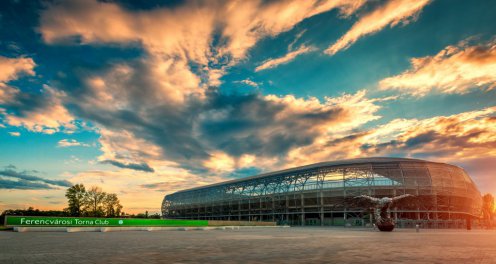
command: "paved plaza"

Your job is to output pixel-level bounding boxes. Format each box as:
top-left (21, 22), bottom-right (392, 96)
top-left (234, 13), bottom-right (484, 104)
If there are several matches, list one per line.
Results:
top-left (1, 227), bottom-right (496, 263)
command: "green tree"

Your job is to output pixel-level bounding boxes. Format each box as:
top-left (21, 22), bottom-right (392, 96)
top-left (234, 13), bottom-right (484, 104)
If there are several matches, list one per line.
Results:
top-left (83, 186), bottom-right (107, 217)
top-left (103, 193), bottom-right (123, 217)
top-left (65, 184), bottom-right (86, 216)
top-left (1, 208), bottom-right (67, 224)
top-left (149, 213), bottom-right (161, 219)
top-left (64, 184), bottom-right (124, 218)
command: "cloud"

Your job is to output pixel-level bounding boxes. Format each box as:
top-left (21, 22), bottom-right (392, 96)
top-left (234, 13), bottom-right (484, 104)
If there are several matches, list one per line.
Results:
top-left (288, 29), bottom-right (307, 51)
top-left (1, 85), bottom-right (76, 134)
top-left (0, 167), bottom-right (72, 190)
top-left (37, 0), bottom-right (382, 175)
top-left (43, 6), bottom-right (390, 175)
top-left (101, 160), bottom-right (155, 173)
top-left (227, 166), bottom-right (263, 179)
top-left (379, 39), bottom-right (496, 96)
top-left (285, 106), bottom-right (496, 173)
top-left (34, 0), bottom-right (496, 197)
top-left (140, 181), bottom-right (199, 192)
top-left (202, 91), bottom-right (379, 156)
top-left (361, 106), bottom-right (496, 193)
top-left (40, 0), bottom-right (217, 63)
top-left (1, 0), bottom-right (493, 210)
top-left (65, 168), bottom-right (225, 213)
top-left (95, 128), bottom-right (172, 173)
top-left (0, 56), bottom-right (35, 83)
top-left (55, 56), bottom-right (387, 173)
top-left (255, 45), bottom-right (315, 72)
top-left (138, 172), bottom-right (227, 193)
top-left (0, 179), bottom-right (55, 190)
top-left (369, 106), bottom-right (496, 161)
top-left (8, 131), bottom-right (20, 137)
top-left (219, 0), bottom-right (365, 60)
top-left (40, 0), bottom-right (366, 88)
top-left (202, 151), bottom-right (237, 173)
top-left (0, 56), bottom-right (76, 134)
top-left (194, 90), bottom-right (386, 172)
top-left (57, 139), bottom-right (90, 147)
top-left (325, 0), bottom-right (431, 55)
top-left (0, 56), bottom-right (35, 105)
top-left (235, 79), bottom-right (259, 88)
top-left (86, 101), bottom-right (496, 194)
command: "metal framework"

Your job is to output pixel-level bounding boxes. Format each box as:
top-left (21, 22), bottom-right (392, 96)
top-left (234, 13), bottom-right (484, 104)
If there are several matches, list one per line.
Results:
top-left (162, 157), bottom-right (482, 226)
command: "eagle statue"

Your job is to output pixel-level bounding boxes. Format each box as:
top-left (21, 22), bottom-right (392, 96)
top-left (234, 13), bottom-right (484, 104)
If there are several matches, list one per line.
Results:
top-left (354, 194), bottom-right (414, 231)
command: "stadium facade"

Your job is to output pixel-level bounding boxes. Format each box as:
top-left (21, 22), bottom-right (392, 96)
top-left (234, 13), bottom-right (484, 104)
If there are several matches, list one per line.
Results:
top-left (162, 157), bottom-right (482, 227)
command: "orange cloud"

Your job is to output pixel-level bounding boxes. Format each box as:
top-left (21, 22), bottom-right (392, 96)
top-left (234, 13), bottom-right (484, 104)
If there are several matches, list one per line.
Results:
top-left (255, 45), bottom-right (315, 72)
top-left (382, 107), bottom-right (496, 160)
top-left (0, 56), bottom-right (36, 104)
top-left (264, 90), bottom-right (387, 136)
top-left (88, 89), bottom-right (388, 176)
top-left (203, 151), bottom-right (236, 173)
top-left (2, 86), bottom-right (75, 134)
top-left (82, 56), bottom-right (202, 106)
top-left (97, 128), bottom-right (167, 170)
top-left (193, 91), bottom-right (390, 172)
top-left (0, 56), bottom-right (35, 83)
top-left (380, 40), bottom-right (496, 96)
top-left (283, 106), bottom-right (496, 169)
top-left (8, 132), bottom-right (20, 137)
top-left (40, 0), bottom-right (216, 65)
top-left (0, 56), bottom-right (75, 134)
top-left (58, 139), bottom-right (90, 148)
top-left (281, 104), bottom-right (496, 195)
top-left (235, 79), bottom-right (259, 88)
top-left (220, 0), bottom-right (365, 60)
top-left (325, 0), bottom-right (431, 55)
top-left (40, 0), bottom-right (367, 88)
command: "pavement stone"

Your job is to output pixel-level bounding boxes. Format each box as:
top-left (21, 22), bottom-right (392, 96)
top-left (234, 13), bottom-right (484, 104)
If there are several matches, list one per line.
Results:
top-left (1, 227), bottom-right (496, 263)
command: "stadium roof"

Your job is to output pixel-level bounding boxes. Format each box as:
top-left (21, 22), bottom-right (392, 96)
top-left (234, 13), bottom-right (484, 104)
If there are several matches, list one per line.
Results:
top-left (174, 157), bottom-right (454, 194)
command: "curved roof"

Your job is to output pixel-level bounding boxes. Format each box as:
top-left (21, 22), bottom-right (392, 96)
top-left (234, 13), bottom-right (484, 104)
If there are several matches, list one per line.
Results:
top-left (173, 157), bottom-right (456, 194)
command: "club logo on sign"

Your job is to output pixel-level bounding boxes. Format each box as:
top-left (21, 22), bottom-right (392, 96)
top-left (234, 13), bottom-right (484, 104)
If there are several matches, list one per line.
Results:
top-left (118, 220), bottom-right (123, 225)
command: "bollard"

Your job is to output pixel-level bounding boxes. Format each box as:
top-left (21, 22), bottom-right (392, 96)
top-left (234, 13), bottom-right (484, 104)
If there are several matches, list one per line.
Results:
top-left (415, 224), bottom-right (419, 233)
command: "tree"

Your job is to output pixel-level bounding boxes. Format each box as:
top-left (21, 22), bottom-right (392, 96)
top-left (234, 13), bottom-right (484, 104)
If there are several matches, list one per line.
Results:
top-left (482, 194), bottom-right (495, 228)
top-left (103, 193), bottom-right (123, 217)
top-left (1, 208), bottom-right (67, 225)
top-left (65, 184), bottom-right (86, 216)
top-left (64, 184), bottom-right (124, 218)
top-left (83, 186), bottom-right (107, 217)
top-left (149, 213), bottom-right (161, 219)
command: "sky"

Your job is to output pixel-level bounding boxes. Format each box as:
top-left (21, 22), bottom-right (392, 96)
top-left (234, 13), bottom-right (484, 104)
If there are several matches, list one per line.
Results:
top-left (0, 0), bottom-right (495, 214)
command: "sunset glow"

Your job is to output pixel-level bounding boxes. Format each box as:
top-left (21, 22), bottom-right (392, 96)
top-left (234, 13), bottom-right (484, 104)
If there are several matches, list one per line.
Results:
top-left (1, 0), bottom-right (495, 214)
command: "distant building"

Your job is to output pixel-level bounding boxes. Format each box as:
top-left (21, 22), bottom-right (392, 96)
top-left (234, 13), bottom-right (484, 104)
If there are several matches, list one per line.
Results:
top-left (162, 157), bottom-right (482, 227)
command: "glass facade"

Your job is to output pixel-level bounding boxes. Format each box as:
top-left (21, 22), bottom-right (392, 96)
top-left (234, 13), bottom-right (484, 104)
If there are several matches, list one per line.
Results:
top-left (162, 158), bottom-right (482, 226)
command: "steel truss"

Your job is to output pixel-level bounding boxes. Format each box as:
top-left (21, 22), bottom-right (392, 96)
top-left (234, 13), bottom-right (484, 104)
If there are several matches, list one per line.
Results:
top-left (162, 159), bottom-right (482, 226)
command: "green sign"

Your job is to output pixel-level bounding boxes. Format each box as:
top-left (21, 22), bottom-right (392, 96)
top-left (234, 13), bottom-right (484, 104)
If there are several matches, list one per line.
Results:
top-left (4, 216), bottom-right (208, 227)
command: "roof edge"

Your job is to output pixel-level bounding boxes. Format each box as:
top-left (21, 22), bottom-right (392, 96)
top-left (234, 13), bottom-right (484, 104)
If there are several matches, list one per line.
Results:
top-left (169, 157), bottom-right (453, 195)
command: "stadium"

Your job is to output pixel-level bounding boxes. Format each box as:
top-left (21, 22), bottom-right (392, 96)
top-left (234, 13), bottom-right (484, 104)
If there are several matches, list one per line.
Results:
top-left (162, 157), bottom-right (482, 227)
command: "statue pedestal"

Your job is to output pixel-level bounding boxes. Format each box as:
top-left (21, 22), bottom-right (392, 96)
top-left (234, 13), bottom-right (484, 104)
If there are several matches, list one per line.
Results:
top-left (377, 222), bottom-right (395, 232)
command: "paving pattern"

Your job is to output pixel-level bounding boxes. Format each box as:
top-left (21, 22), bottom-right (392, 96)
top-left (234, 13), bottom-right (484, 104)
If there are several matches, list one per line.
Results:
top-left (1, 227), bottom-right (496, 263)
